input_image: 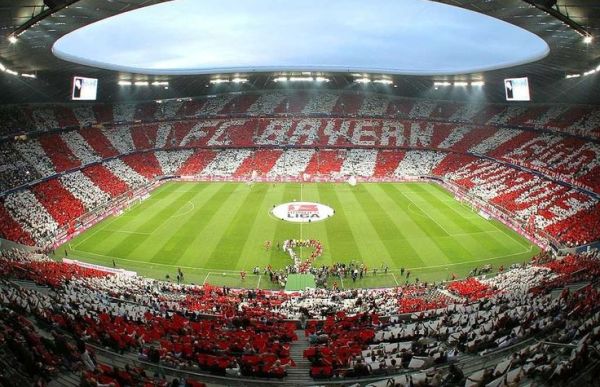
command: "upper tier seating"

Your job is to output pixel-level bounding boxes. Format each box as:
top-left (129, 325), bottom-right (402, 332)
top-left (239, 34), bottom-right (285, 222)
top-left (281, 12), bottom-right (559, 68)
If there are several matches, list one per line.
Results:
top-left (1, 92), bottom-right (599, 249)
top-left (0, 93), bottom-right (597, 140)
top-left (2, 116), bottom-right (598, 194)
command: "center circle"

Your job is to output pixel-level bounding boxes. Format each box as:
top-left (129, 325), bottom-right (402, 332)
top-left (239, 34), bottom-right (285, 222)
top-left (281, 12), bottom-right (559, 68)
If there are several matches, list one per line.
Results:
top-left (271, 202), bottom-right (334, 223)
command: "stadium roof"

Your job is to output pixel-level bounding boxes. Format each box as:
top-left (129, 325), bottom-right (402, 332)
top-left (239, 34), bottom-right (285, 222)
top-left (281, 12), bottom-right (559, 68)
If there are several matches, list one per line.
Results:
top-left (51, 0), bottom-right (550, 76)
top-left (0, 0), bottom-right (599, 104)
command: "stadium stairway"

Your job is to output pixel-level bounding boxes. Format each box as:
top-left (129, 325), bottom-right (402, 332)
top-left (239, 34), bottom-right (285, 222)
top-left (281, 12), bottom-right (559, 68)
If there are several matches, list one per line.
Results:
top-left (550, 281), bottom-right (590, 299)
top-left (286, 329), bottom-right (314, 385)
top-left (9, 278), bottom-right (51, 295)
top-left (48, 371), bottom-right (80, 387)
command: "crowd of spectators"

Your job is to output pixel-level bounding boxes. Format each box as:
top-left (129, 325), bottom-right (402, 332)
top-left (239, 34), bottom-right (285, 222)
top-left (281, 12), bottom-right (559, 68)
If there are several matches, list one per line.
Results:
top-left (302, 253), bottom-right (600, 384)
top-left (2, 93), bottom-right (599, 140)
top-left (0, 94), bottom-right (598, 261)
top-left (0, 146), bottom-right (599, 248)
top-left (0, 248), bottom-right (598, 385)
top-left (0, 115), bottom-right (597, 197)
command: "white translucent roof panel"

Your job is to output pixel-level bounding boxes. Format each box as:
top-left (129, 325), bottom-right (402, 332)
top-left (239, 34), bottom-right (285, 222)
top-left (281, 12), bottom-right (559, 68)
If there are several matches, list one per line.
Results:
top-left (52, 0), bottom-right (550, 75)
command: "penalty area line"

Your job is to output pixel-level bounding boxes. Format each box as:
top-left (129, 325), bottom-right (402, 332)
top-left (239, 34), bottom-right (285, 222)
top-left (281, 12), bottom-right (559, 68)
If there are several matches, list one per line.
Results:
top-left (392, 273), bottom-right (399, 286)
top-left (70, 215), bottom-right (121, 249)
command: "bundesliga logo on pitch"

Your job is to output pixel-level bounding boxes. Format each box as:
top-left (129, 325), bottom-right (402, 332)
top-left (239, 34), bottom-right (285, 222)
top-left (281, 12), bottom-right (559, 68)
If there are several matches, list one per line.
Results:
top-left (272, 201), bottom-right (334, 223)
top-left (287, 204), bottom-right (320, 219)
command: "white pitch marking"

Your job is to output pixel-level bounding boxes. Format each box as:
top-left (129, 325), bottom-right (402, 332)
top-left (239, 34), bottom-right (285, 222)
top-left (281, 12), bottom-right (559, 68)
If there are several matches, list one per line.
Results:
top-left (488, 219), bottom-right (532, 250)
top-left (401, 191), bottom-right (454, 235)
top-left (392, 272), bottom-right (399, 286)
top-left (103, 229), bottom-right (151, 236)
top-left (71, 214), bottom-right (121, 249)
top-left (404, 246), bottom-right (533, 271)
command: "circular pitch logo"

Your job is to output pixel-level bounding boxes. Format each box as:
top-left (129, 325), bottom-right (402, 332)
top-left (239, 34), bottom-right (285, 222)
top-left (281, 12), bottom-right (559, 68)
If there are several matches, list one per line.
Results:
top-left (271, 202), bottom-right (334, 223)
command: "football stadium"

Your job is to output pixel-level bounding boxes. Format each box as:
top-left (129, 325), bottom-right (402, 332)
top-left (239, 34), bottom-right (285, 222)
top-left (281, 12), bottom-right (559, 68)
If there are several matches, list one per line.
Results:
top-left (0, 1), bottom-right (599, 386)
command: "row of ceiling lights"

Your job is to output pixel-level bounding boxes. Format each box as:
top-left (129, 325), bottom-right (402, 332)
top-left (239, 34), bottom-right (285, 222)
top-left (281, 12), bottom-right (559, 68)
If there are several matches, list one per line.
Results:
top-left (433, 81), bottom-right (485, 89)
top-left (565, 63), bottom-right (600, 79)
top-left (274, 76), bottom-right (329, 82)
top-left (118, 80), bottom-right (168, 87)
top-left (0, 61), bottom-right (36, 78)
top-left (116, 75), bottom-right (488, 89)
top-left (208, 74), bottom-right (397, 85)
top-left (210, 77), bottom-right (248, 84)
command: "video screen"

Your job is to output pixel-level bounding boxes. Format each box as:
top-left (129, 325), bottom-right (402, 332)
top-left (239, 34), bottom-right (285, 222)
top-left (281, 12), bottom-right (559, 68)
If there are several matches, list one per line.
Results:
top-left (72, 76), bottom-right (98, 101)
top-left (504, 77), bottom-right (530, 101)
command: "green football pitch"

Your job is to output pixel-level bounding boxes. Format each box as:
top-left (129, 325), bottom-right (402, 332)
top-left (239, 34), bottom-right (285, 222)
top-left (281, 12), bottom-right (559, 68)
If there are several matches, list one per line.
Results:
top-left (56, 182), bottom-right (540, 289)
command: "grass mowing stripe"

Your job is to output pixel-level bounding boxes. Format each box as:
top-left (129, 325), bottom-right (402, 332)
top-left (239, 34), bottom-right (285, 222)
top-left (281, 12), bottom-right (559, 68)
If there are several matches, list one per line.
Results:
top-left (150, 183), bottom-right (238, 263)
top-left (410, 184), bottom-right (489, 234)
top-left (268, 184), bottom-right (300, 268)
top-left (317, 184), bottom-right (362, 262)
top-left (61, 183), bottom-right (181, 253)
top-left (104, 184), bottom-right (204, 257)
top-left (381, 184), bottom-right (475, 263)
top-left (76, 183), bottom-right (193, 254)
top-left (206, 184), bottom-right (270, 269)
top-left (424, 184), bottom-right (482, 220)
top-left (384, 184), bottom-right (450, 236)
top-left (364, 184), bottom-right (452, 267)
top-left (58, 182), bottom-right (540, 289)
top-left (406, 184), bottom-right (519, 261)
top-left (337, 185), bottom-right (394, 265)
top-left (181, 183), bottom-right (254, 268)
top-left (351, 184), bottom-right (423, 267)
top-left (305, 183), bottom-right (334, 267)
top-left (488, 220), bottom-right (533, 250)
top-left (416, 184), bottom-right (532, 254)
top-left (238, 184), bottom-right (286, 270)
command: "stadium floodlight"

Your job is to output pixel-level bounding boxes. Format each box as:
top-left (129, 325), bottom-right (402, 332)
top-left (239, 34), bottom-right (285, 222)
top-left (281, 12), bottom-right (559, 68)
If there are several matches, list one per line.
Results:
top-left (273, 76), bottom-right (288, 82)
top-left (134, 81), bottom-right (149, 86)
top-left (471, 81), bottom-right (485, 86)
top-left (583, 69), bottom-right (597, 76)
top-left (118, 80), bottom-right (132, 86)
top-left (8, 35), bottom-right (17, 44)
top-left (21, 73), bottom-right (36, 78)
top-left (210, 79), bottom-right (229, 84)
top-left (565, 73), bottom-right (581, 79)
top-left (596, 64), bottom-right (600, 71)
top-left (0, 63), bottom-right (5, 72)
top-left (454, 81), bottom-right (468, 87)
top-left (314, 76), bottom-right (329, 82)
top-left (433, 81), bottom-right (451, 87)
top-left (5, 69), bottom-right (18, 75)
top-left (373, 79), bottom-right (393, 85)
top-left (355, 77), bottom-right (371, 84)
top-left (583, 35), bottom-right (593, 44)
top-left (231, 77), bottom-right (248, 83)
top-left (151, 81), bottom-right (169, 86)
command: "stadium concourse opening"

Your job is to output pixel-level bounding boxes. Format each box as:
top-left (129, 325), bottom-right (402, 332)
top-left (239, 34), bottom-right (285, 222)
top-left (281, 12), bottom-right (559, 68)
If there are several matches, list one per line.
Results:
top-left (2, 0), bottom-right (600, 385)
